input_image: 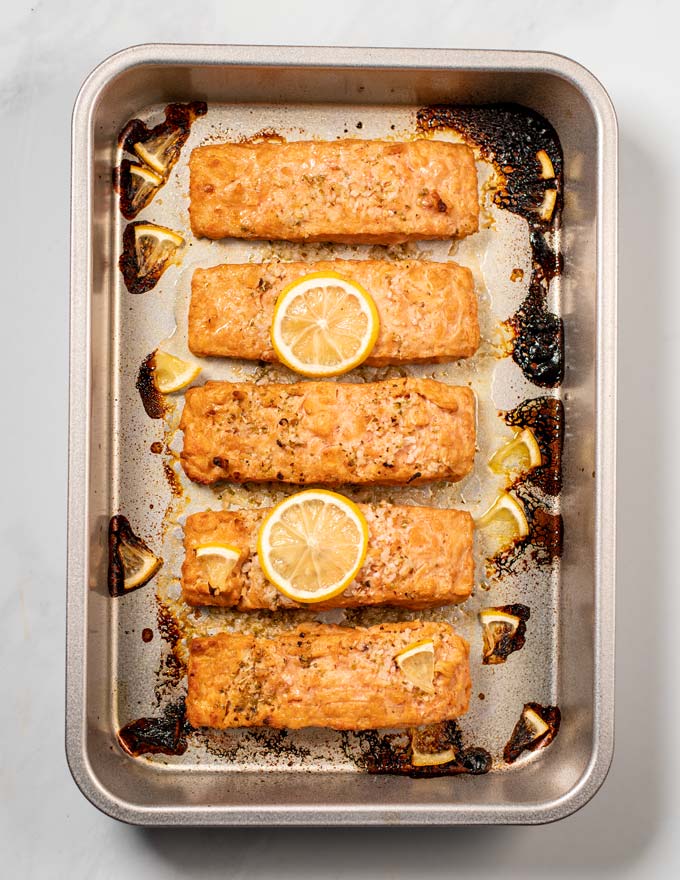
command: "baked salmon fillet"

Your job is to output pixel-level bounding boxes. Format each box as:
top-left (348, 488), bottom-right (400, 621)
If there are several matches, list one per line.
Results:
top-left (182, 505), bottom-right (474, 609)
top-left (189, 140), bottom-right (479, 244)
top-left (179, 378), bottom-right (476, 486)
top-left (186, 621), bottom-right (471, 730)
top-left (188, 259), bottom-right (479, 365)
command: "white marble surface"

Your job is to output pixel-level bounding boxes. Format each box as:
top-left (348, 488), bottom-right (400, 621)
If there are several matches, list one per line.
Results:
top-left (1, 0), bottom-right (677, 876)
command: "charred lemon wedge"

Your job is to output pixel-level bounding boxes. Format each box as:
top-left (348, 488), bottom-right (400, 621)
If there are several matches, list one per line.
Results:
top-left (134, 224), bottom-right (183, 279)
top-left (108, 515), bottom-right (162, 596)
top-left (410, 724), bottom-right (456, 767)
top-left (120, 222), bottom-right (184, 294)
top-left (271, 271), bottom-right (380, 377)
top-left (479, 605), bottom-right (529, 665)
top-left (134, 129), bottom-right (187, 176)
top-left (257, 490), bottom-right (368, 603)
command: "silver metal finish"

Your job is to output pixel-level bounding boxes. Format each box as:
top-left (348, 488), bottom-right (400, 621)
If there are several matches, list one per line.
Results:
top-left (67, 45), bottom-right (617, 826)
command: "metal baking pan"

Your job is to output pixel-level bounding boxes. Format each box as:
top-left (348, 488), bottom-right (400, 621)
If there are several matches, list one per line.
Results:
top-left (67, 44), bottom-right (617, 825)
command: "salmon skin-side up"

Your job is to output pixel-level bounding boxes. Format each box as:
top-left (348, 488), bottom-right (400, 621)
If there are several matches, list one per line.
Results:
top-left (186, 621), bottom-right (471, 730)
top-left (179, 378), bottom-right (476, 486)
top-left (182, 505), bottom-right (474, 610)
top-left (189, 140), bottom-right (479, 244)
top-left (188, 259), bottom-right (480, 365)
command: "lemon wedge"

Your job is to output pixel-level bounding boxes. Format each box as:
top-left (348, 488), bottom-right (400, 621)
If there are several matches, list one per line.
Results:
top-left (270, 271), bottom-right (380, 377)
top-left (134, 129), bottom-right (185, 175)
top-left (522, 706), bottom-right (550, 740)
top-left (477, 490), bottom-right (529, 553)
top-left (488, 428), bottom-right (542, 476)
top-left (257, 489), bottom-right (368, 603)
top-left (479, 607), bottom-right (526, 664)
top-left (479, 608), bottom-right (523, 632)
top-left (126, 163), bottom-right (163, 215)
top-left (395, 639), bottom-right (435, 694)
top-left (118, 542), bottom-right (162, 591)
top-left (134, 223), bottom-right (184, 280)
top-left (410, 724), bottom-right (456, 766)
top-left (195, 543), bottom-right (241, 594)
top-left (152, 350), bottom-right (201, 394)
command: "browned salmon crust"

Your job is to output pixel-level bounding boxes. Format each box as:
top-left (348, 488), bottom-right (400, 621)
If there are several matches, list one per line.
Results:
top-left (182, 505), bottom-right (474, 610)
top-left (189, 140), bottom-right (479, 244)
top-left (188, 260), bottom-right (479, 365)
top-left (186, 621), bottom-right (471, 730)
top-left (179, 378), bottom-right (476, 486)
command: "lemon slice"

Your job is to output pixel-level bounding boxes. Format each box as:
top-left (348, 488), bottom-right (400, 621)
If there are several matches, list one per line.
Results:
top-left (489, 428), bottom-right (542, 476)
top-left (477, 491), bottom-right (529, 553)
top-left (152, 350), bottom-right (201, 393)
top-left (134, 129), bottom-right (185, 175)
top-left (395, 639), bottom-right (435, 694)
top-left (195, 543), bottom-right (241, 594)
top-left (257, 489), bottom-right (368, 603)
top-left (134, 223), bottom-right (184, 280)
top-left (271, 271), bottom-right (380, 377)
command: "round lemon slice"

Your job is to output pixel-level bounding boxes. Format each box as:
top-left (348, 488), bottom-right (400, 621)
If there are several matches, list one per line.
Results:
top-left (488, 428), bottom-right (542, 475)
top-left (270, 271), bottom-right (380, 377)
top-left (134, 223), bottom-right (184, 279)
top-left (152, 350), bottom-right (202, 393)
top-left (477, 490), bottom-right (529, 553)
top-left (395, 639), bottom-right (435, 694)
top-left (257, 489), bottom-right (369, 603)
top-left (195, 542), bottom-right (241, 594)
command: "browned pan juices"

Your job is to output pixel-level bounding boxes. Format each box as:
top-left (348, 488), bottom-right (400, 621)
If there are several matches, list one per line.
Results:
top-left (111, 99), bottom-right (565, 777)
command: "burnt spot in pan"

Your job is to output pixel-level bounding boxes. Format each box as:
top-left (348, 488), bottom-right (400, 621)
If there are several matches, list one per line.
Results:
top-left (118, 700), bottom-right (188, 757)
top-left (114, 101), bottom-right (207, 219)
top-left (142, 628), bottom-right (154, 643)
top-left (504, 279), bottom-right (564, 387)
top-left (503, 702), bottom-right (561, 764)
top-left (152, 601), bottom-right (187, 704)
top-left (194, 726), bottom-right (313, 763)
top-left (108, 515), bottom-right (162, 597)
top-left (503, 396), bottom-right (564, 496)
top-left (344, 721), bottom-right (491, 777)
top-left (240, 128), bottom-right (286, 144)
top-left (163, 460), bottom-right (183, 498)
top-left (136, 352), bottom-right (166, 419)
top-left (417, 103), bottom-right (564, 388)
top-left (479, 603), bottom-right (530, 665)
